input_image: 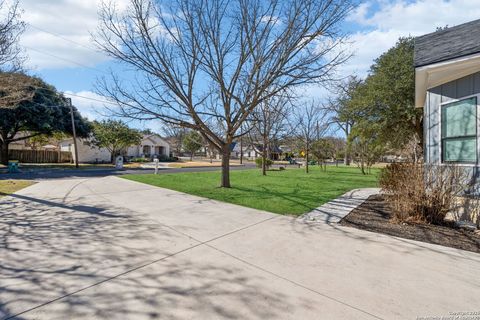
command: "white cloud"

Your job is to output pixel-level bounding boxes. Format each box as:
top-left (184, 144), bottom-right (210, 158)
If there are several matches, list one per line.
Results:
top-left (343, 0), bottom-right (480, 77)
top-left (338, 29), bottom-right (405, 76)
top-left (64, 90), bottom-right (166, 133)
top-left (19, 0), bottom-right (129, 70)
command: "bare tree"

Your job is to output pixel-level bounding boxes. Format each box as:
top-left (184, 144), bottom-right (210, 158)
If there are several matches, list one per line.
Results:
top-left (250, 93), bottom-right (291, 175)
top-left (292, 101), bottom-right (330, 173)
top-left (311, 136), bottom-right (345, 170)
top-left (95, 0), bottom-right (352, 187)
top-left (0, 0), bottom-right (25, 71)
top-left (330, 136), bottom-right (346, 166)
top-left (325, 76), bottom-right (362, 165)
top-left (162, 124), bottom-right (186, 157)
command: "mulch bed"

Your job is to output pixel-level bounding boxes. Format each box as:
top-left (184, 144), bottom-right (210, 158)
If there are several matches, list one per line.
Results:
top-left (340, 194), bottom-right (480, 254)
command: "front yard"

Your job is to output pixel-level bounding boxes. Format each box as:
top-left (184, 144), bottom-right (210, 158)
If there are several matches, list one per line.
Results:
top-left (123, 166), bottom-right (379, 215)
top-left (0, 180), bottom-right (34, 198)
top-left (341, 194), bottom-right (480, 253)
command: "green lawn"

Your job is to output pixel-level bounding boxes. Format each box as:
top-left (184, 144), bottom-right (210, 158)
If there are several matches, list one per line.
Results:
top-left (123, 166), bottom-right (380, 216)
top-left (0, 180), bottom-right (35, 198)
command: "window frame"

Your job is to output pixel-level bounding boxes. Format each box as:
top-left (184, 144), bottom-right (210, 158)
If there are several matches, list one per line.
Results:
top-left (440, 96), bottom-right (478, 164)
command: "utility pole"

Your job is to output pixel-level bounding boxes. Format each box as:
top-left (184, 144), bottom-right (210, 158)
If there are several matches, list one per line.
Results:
top-left (67, 98), bottom-right (79, 168)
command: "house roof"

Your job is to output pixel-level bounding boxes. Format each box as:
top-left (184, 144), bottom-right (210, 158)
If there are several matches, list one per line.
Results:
top-left (414, 19), bottom-right (480, 67)
top-left (142, 134), bottom-right (169, 146)
top-left (254, 144), bottom-right (282, 153)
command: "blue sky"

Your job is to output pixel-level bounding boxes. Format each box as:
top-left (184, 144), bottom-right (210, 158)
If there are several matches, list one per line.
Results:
top-left (15, 0), bottom-right (480, 131)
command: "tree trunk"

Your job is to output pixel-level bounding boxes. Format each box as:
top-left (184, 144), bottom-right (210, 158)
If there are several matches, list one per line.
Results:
top-left (344, 125), bottom-right (350, 166)
top-left (305, 150), bottom-right (309, 174)
top-left (221, 145), bottom-right (231, 188)
top-left (190, 151), bottom-right (193, 161)
top-left (262, 151), bottom-right (267, 176)
top-left (262, 139), bottom-right (267, 176)
top-left (239, 136), bottom-right (243, 165)
top-left (0, 142), bottom-right (8, 165)
top-left (360, 146), bottom-right (366, 175)
top-left (344, 149), bottom-right (349, 166)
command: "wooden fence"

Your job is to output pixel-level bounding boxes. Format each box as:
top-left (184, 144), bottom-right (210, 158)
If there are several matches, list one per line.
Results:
top-left (8, 149), bottom-right (72, 163)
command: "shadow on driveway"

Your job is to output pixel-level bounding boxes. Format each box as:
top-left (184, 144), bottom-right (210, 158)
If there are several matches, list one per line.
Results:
top-left (0, 193), bottom-right (293, 319)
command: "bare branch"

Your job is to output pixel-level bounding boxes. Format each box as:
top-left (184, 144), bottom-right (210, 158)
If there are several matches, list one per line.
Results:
top-left (94, 0), bottom-right (353, 186)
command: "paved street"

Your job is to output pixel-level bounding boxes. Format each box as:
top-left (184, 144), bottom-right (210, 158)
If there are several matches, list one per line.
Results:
top-left (1, 177), bottom-right (479, 319)
top-left (0, 163), bottom-right (257, 181)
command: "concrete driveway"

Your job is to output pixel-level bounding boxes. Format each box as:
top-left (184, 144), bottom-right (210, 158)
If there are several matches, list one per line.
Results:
top-left (1, 176), bottom-right (479, 319)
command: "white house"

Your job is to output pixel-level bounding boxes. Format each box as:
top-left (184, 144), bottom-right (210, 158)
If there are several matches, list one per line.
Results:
top-left (231, 142), bottom-right (283, 160)
top-left (60, 134), bottom-right (171, 163)
top-left (60, 139), bottom-right (111, 163)
top-left (126, 134), bottom-right (170, 159)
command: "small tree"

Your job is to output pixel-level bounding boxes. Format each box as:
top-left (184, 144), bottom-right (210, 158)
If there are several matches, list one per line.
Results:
top-left (325, 76), bottom-right (363, 165)
top-left (311, 138), bottom-right (334, 171)
top-left (250, 94), bottom-right (291, 175)
top-left (182, 130), bottom-right (203, 161)
top-left (25, 132), bottom-right (69, 150)
top-left (91, 120), bottom-right (142, 163)
top-left (292, 102), bottom-right (329, 173)
top-left (326, 136), bottom-right (346, 167)
top-left (0, 72), bottom-right (91, 164)
top-left (348, 124), bottom-right (385, 175)
top-left (162, 124), bottom-right (187, 157)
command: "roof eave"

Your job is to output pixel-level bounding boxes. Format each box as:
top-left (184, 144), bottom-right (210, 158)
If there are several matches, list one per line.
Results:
top-left (415, 52), bottom-right (480, 108)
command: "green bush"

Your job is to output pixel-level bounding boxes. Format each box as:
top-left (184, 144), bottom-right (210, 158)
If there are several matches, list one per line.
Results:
top-left (130, 157), bottom-right (149, 162)
top-left (255, 157), bottom-right (274, 168)
top-left (156, 155), bottom-right (179, 162)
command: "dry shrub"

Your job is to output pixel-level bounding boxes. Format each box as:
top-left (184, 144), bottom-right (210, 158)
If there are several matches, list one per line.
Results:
top-left (380, 163), bottom-right (469, 225)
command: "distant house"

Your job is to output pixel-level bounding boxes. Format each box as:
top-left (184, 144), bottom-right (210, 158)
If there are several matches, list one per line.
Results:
top-left (8, 132), bottom-right (57, 151)
top-left (126, 134), bottom-right (170, 159)
top-left (60, 134), bottom-right (170, 163)
top-left (415, 19), bottom-right (480, 192)
top-left (231, 142), bottom-right (283, 160)
top-left (59, 139), bottom-right (111, 163)
top-left (9, 140), bottom-right (32, 151)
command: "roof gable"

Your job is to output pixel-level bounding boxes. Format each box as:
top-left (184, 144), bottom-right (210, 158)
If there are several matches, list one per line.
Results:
top-left (141, 134), bottom-right (169, 146)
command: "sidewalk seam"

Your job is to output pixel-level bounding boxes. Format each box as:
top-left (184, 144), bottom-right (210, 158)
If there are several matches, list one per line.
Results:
top-left (6, 215), bottom-right (279, 320)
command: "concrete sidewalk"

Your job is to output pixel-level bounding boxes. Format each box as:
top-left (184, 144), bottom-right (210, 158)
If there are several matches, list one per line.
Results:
top-left (300, 188), bottom-right (381, 224)
top-left (0, 177), bottom-right (479, 319)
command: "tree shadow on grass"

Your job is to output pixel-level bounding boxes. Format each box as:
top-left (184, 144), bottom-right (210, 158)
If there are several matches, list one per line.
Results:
top-left (0, 194), bottom-right (296, 319)
top-left (229, 185), bottom-right (323, 214)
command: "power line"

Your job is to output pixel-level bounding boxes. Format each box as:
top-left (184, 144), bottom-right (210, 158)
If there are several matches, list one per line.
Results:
top-left (27, 23), bottom-right (100, 53)
top-left (24, 24), bottom-right (131, 82)
top-left (13, 84), bottom-right (120, 107)
top-left (22, 24), bottom-right (133, 108)
top-left (64, 92), bottom-right (119, 106)
top-left (24, 45), bottom-right (110, 75)
top-left (2, 84), bottom-right (120, 109)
